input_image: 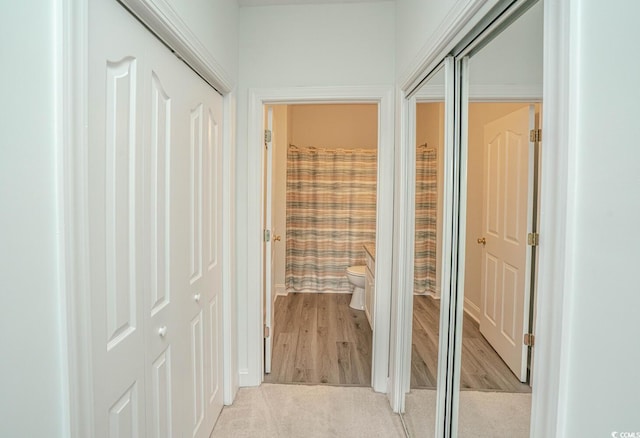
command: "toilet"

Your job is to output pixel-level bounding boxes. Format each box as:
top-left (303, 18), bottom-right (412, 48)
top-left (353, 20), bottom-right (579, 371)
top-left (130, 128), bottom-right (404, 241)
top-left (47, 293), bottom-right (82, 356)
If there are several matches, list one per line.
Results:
top-left (346, 265), bottom-right (366, 310)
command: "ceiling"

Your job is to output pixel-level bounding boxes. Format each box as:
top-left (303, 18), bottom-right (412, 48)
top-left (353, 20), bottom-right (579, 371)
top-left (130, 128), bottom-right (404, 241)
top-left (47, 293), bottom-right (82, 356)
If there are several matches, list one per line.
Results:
top-left (238, 0), bottom-right (392, 7)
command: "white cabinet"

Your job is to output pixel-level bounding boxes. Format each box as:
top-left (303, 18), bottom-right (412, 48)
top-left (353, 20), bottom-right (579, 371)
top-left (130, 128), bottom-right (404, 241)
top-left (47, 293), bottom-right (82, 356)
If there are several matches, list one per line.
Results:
top-left (364, 249), bottom-right (375, 330)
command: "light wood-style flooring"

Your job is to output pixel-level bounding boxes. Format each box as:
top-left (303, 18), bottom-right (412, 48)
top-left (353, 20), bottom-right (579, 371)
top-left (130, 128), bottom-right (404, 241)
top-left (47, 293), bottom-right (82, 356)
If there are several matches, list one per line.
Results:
top-left (265, 293), bottom-right (530, 392)
top-left (411, 295), bottom-right (531, 392)
top-left (265, 293), bottom-right (372, 386)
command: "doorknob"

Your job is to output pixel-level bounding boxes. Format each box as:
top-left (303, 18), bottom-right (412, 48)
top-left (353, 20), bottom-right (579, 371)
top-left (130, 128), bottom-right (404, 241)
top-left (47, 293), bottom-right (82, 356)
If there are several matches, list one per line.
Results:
top-left (477, 237), bottom-right (486, 245)
top-left (158, 326), bottom-right (167, 337)
top-left (194, 293), bottom-right (201, 303)
top-left (273, 235), bottom-right (281, 242)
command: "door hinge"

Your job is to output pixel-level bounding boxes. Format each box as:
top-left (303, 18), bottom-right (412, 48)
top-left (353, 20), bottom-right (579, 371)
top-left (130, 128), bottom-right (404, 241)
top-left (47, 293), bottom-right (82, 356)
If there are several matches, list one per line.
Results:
top-left (529, 129), bottom-right (542, 143)
top-left (264, 129), bottom-right (272, 144)
top-left (264, 229), bottom-right (271, 242)
top-left (264, 324), bottom-right (270, 338)
top-left (527, 232), bottom-right (539, 246)
top-left (524, 333), bottom-right (535, 347)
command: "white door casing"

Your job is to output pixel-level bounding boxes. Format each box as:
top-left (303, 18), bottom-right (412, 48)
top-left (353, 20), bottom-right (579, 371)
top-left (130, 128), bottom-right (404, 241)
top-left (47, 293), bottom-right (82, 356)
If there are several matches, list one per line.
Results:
top-left (479, 105), bottom-right (534, 382)
top-left (88, 0), bottom-right (224, 436)
top-left (246, 87), bottom-right (394, 393)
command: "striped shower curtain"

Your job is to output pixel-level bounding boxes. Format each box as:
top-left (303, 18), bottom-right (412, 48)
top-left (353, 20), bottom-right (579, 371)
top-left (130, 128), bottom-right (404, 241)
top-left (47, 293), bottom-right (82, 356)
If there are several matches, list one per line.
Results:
top-left (286, 145), bottom-right (377, 293)
top-left (414, 145), bottom-right (437, 294)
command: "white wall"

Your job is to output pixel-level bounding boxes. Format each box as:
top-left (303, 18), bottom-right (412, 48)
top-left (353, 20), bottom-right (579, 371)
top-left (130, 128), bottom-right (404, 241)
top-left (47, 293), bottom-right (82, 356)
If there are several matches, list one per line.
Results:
top-left (237, 1), bottom-right (395, 384)
top-left (0, 2), bottom-right (66, 436)
top-left (166, 0), bottom-right (239, 82)
top-left (560, 0), bottom-right (640, 434)
top-left (395, 0), bottom-right (458, 79)
top-left (467, 1), bottom-right (543, 88)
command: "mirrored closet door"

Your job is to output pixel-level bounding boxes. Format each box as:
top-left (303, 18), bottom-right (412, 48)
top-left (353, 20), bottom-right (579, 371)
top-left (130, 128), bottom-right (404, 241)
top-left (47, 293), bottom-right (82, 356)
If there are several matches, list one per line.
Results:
top-left (452, 1), bottom-right (543, 436)
top-left (397, 0), bottom-right (543, 436)
top-left (399, 61), bottom-right (456, 438)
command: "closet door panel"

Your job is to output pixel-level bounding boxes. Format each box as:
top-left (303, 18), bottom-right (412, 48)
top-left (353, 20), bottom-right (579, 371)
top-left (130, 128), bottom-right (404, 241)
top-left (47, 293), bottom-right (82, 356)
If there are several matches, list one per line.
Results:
top-left (88, 0), bottom-right (225, 437)
top-left (88, 0), bottom-right (147, 435)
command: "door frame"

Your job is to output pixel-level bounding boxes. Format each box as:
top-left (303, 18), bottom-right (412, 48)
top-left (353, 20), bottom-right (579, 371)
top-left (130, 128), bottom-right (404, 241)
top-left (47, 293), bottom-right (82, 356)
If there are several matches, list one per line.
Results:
top-left (391, 0), bottom-right (576, 436)
top-left (245, 86), bottom-right (394, 393)
top-left (59, 0), bottom-right (236, 436)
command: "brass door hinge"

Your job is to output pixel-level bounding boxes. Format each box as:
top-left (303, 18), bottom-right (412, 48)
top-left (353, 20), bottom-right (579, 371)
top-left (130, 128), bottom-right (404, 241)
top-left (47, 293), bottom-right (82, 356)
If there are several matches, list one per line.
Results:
top-left (264, 324), bottom-right (270, 338)
top-left (264, 129), bottom-right (272, 144)
top-left (529, 129), bottom-right (541, 143)
top-left (524, 333), bottom-right (535, 347)
top-left (527, 232), bottom-right (539, 246)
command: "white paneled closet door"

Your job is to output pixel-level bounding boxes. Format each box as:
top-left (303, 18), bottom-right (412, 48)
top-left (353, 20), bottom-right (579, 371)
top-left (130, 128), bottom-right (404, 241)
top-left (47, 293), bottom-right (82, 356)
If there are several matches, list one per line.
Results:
top-left (88, 0), bottom-right (224, 436)
top-left (173, 49), bottom-right (225, 438)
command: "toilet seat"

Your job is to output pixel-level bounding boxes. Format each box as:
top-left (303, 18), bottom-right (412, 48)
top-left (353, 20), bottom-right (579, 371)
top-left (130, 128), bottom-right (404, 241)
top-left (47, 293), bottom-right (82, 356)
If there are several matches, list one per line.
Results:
top-left (346, 265), bottom-right (365, 277)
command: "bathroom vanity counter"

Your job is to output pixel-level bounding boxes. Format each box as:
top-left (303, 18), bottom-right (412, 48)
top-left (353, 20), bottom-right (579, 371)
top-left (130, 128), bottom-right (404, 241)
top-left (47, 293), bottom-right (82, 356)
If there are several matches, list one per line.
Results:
top-left (363, 244), bottom-right (375, 330)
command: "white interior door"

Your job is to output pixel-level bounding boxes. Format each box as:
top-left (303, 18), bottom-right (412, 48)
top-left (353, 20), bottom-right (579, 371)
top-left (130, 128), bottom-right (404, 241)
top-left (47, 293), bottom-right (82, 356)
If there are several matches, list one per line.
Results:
top-left (479, 105), bottom-right (534, 382)
top-left (263, 107), bottom-right (274, 374)
top-left (88, 0), bottom-right (223, 436)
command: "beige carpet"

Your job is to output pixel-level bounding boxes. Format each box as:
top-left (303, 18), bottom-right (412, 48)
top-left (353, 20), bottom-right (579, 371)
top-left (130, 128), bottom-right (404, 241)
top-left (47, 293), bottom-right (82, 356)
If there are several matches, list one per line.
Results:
top-left (212, 383), bottom-right (406, 437)
top-left (403, 389), bottom-right (531, 438)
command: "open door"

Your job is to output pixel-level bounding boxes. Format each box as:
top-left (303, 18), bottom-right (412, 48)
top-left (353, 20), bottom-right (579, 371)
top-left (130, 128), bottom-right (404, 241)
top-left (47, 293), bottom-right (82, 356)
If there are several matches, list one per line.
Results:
top-left (263, 107), bottom-right (274, 374)
top-left (478, 105), bottom-right (535, 382)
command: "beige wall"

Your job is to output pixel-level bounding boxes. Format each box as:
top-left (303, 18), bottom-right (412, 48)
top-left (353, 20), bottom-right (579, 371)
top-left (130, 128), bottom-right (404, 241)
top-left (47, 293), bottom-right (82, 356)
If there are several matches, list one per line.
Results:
top-left (464, 102), bottom-right (535, 319)
top-left (416, 102), bottom-right (445, 297)
top-left (289, 104), bottom-right (378, 149)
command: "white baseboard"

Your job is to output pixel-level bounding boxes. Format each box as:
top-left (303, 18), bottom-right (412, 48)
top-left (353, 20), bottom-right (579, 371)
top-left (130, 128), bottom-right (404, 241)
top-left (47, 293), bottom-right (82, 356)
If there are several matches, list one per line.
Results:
top-left (275, 284), bottom-right (287, 298)
top-left (464, 297), bottom-right (481, 324)
top-left (413, 288), bottom-right (440, 299)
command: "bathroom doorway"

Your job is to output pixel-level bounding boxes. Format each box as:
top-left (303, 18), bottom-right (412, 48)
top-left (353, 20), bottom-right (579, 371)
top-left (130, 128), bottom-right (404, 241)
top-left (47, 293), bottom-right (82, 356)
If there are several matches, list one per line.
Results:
top-left (262, 103), bottom-right (379, 386)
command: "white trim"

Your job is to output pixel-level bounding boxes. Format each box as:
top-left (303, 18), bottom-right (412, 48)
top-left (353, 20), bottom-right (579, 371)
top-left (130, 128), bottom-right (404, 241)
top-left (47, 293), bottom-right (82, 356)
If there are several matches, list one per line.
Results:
top-left (448, 54), bottom-right (469, 438)
top-left (244, 86), bottom-right (395, 393)
top-left (118, 0), bottom-right (233, 93)
top-left (395, 91), bottom-right (417, 407)
top-left (413, 290), bottom-right (440, 298)
top-left (60, 0), bottom-right (94, 436)
top-left (463, 297), bottom-right (480, 324)
top-left (222, 90), bottom-right (238, 405)
top-left (416, 84), bottom-right (543, 102)
top-left (387, 87), bottom-right (412, 412)
top-left (274, 284), bottom-right (287, 298)
top-left (55, 0), bottom-right (72, 435)
top-left (530, 0), bottom-right (576, 435)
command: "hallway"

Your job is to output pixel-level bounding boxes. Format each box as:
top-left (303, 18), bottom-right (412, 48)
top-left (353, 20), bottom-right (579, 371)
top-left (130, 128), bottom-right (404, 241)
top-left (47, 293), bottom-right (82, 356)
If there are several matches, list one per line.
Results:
top-left (211, 384), bottom-right (404, 437)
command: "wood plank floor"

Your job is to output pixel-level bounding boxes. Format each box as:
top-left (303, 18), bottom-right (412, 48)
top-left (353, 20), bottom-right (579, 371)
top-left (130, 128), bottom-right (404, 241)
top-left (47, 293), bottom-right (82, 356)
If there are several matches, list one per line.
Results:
top-left (411, 295), bottom-right (531, 392)
top-left (265, 293), bottom-right (372, 386)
